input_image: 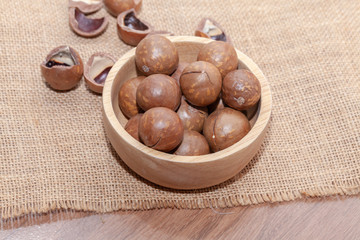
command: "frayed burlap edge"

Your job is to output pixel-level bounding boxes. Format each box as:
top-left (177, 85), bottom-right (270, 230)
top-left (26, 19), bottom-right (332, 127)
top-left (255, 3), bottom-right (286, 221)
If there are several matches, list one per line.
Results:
top-left (2, 179), bottom-right (359, 220)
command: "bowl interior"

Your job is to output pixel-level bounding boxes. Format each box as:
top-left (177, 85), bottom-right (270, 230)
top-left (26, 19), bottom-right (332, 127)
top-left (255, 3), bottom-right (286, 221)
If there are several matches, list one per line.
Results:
top-left (104, 36), bottom-right (271, 163)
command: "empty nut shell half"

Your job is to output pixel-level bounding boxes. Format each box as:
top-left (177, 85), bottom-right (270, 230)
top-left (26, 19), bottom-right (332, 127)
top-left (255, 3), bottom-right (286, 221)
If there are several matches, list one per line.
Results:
top-left (117, 9), bottom-right (152, 46)
top-left (103, 0), bottom-right (142, 17)
top-left (195, 18), bottom-right (230, 43)
top-left (69, 7), bottom-right (109, 38)
top-left (174, 130), bottom-right (210, 156)
top-left (68, 0), bottom-right (103, 14)
top-left (84, 52), bottom-right (116, 94)
top-left (40, 45), bottom-right (83, 91)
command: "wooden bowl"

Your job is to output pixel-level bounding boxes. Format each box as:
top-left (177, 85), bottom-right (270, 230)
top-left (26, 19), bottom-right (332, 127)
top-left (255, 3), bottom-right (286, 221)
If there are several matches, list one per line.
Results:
top-left (103, 36), bottom-right (272, 190)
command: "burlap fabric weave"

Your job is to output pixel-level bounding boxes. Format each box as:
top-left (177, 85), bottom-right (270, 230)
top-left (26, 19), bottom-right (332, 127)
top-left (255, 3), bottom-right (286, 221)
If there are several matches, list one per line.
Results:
top-left (0, 0), bottom-right (359, 220)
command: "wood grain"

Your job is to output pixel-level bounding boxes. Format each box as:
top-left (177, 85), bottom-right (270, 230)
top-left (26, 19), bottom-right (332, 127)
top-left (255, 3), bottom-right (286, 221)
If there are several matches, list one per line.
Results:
top-left (1, 196), bottom-right (359, 240)
top-left (102, 36), bottom-right (272, 190)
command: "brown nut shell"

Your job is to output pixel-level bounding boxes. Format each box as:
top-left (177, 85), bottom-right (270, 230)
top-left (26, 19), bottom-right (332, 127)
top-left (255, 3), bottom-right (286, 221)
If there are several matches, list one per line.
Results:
top-left (197, 41), bottom-right (238, 78)
top-left (195, 18), bottom-right (231, 43)
top-left (68, 0), bottom-right (103, 14)
top-left (69, 7), bottom-right (109, 38)
top-left (124, 113), bottom-right (143, 141)
top-left (203, 107), bottom-right (250, 152)
top-left (180, 61), bottom-right (222, 107)
top-left (174, 130), bottom-right (210, 156)
top-left (177, 97), bottom-right (208, 132)
top-left (136, 74), bottom-right (181, 111)
top-left (242, 102), bottom-right (259, 128)
top-left (40, 46), bottom-right (83, 91)
top-left (103, 0), bottom-right (142, 17)
top-left (139, 107), bottom-right (184, 152)
top-left (117, 9), bottom-right (152, 46)
top-left (135, 35), bottom-right (179, 76)
top-left (222, 69), bottom-right (261, 110)
top-left (84, 52), bottom-right (116, 94)
top-left (171, 62), bottom-right (189, 85)
top-left (118, 76), bottom-right (145, 118)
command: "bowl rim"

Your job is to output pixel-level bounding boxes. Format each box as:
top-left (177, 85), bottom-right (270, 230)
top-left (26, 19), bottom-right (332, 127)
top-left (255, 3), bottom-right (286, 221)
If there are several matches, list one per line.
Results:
top-left (103, 36), bottom-right (272, 164)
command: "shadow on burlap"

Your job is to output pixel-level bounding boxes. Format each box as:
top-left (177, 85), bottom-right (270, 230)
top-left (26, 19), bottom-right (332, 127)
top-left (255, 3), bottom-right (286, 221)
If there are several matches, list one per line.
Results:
top-left (0, 0), bottom-right (359, 220)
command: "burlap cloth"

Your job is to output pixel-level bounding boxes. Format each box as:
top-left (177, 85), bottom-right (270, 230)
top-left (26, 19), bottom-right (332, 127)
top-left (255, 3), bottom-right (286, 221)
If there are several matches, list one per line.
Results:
top-left (0, 0), bottom-right (359, 220)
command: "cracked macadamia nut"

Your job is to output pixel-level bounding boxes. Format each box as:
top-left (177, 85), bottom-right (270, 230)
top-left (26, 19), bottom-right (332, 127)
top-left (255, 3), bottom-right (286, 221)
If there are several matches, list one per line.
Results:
top-left (125, 113), bottom-right (143, 141)
top-left (40, 45), bottom-right (83, 91)
top-left (174, 130), bottom-right (210, 156)
top-left (84, 52), bottom-right (115, 94)
top-left (103, 0), bottom-right (142, 17)
top-left (135, 35), bottom-right (179, 76)
top-left (136, 74), bottom-right (181, 111)
top-left (177, 97), bottom-right (208, 132)
top-left (69, 7), bottom-right (109, 38)
top-left (180, 61), bottom-right (222, 107)
top-left (117, 9), bottom-right (152, 46)
top-left (139, 107), bottom-right (184, 152)
top-left (197, 41), bottom-right (238, 78)
top-left (203, 107), bottom-right (250, 152)
top-left (118, 76), bottom-right (145, 119)
top-left (222, 69), bottom-right (261, 110)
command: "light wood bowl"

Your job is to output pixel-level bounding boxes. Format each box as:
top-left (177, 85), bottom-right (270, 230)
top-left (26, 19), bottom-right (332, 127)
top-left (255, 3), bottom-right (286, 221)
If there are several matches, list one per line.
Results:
top-left (103, 36), bottom-right (272, 190)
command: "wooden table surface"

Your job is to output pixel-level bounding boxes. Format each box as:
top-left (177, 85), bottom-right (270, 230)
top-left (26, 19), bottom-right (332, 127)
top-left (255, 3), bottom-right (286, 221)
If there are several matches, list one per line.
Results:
top-left (1, 196), bottom-right (359, 240)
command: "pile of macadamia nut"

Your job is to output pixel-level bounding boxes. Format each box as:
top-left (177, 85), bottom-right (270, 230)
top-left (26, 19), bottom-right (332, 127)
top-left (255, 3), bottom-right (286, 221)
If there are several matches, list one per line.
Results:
top-left (119, 35), bottom-right (261, 156)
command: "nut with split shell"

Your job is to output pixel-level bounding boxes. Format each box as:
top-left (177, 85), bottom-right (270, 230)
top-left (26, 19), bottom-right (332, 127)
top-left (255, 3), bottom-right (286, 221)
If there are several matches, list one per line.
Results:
top-left (40, 45), bottom-right (83, 91)
top-left (84, 52), bottom-right (116, 94)
top-left (68, 0), bottom-right (103, 14)
top-left (180, 61), bottom-right (222, 107)
top-left (103, 0), bottom-right (142, 17)
top-left (69, 7), bottom-right (109, 38)
top-left (139, 107), bottom-right (184, 152)
top-left (117, 8), bottom-right (152, 46)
